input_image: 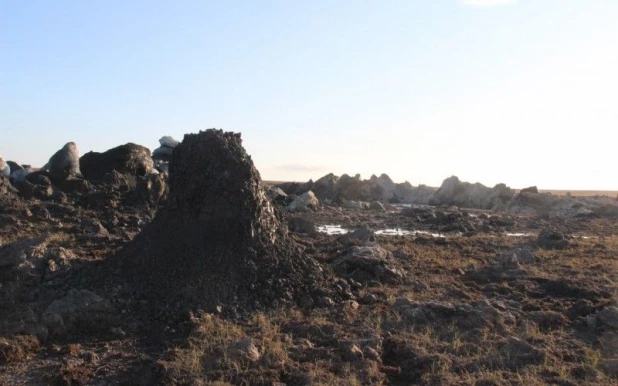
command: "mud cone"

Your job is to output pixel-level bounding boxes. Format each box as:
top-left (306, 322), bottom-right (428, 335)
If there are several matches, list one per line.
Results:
top-left (118, 129), bottom-right (330, 311)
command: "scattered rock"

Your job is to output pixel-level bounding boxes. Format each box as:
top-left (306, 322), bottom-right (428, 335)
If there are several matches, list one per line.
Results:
top-left (318, 296), bottom-right (336, 307)
top-left (364, 346), bottom-right (381, 362)
top-left (500, 336), bottom-right (546, 367)
top-left (0, 236), bottom-right (55, 279)
top-left (341, 343), bottom-right (363, 361)
top-left (287, 191), bottom-right (319, 213)
top-left (428, 176), bottom-right (514, 210)
top-left (267, 187), bottom-right (288, 203)
top-left (592, 307), bottom-right (618, 330)
top-left (361, 293), bottom-right (379, 304)
top-left (520, 186), bottom-right (540, 194)
top-left (152, 136), bottom-right (180, 163)
top-left (43, 289), bottom-right (115, 335)
top-left (228, 338), bottom-right (260, 362)
top-left (311, 173), bottom-right (339, 201)
top-left (131, 173), bottom-right (168, 205)
top-left (338, 225), bottom-right (376, 246)
top-left (528, 311), bottom-right (569, 330)
top-left (80, 143), bottom-right (154, 181)
top-left (335, 174), bottom-right (366, 201)
top-left (392, 298), bottom-right (516, 329)
top-left (343, 200), bottom-right (369, 210)
top-left (288, 217), bottom-right (316, 235)
top-left (332, 245), bottom-right (403, 284)
top-left (159, 136), bottom-right (181, 148)
top-left (369, 200), bottom-right (385, 211)
top-left (537, 229), bottom-right (569, 250)
top-left (42, 142), bottom-right (82, 182)
top-left (497, 245), bottom-right (536, 266)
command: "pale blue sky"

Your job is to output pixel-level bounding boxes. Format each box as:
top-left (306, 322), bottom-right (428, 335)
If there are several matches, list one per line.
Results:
top-left (2, 1), bottom-right (617, 190)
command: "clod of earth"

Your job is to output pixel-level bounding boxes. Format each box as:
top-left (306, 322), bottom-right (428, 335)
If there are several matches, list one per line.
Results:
top-left (114, 129), bottom-right (341, 312)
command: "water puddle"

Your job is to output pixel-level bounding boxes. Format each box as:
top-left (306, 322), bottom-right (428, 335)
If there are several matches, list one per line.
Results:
top-left (375, 228), bottom-right (412, 236)
top-left (316, 225), bottom-right (348, 235)
top-left (506, 233), bottom-right (593, 238)
top-left (317, 225), bottom-right (446, 238)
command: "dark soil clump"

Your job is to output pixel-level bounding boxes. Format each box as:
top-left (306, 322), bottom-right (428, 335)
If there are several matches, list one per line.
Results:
top-left (115, 129), bottom-right (336, 312)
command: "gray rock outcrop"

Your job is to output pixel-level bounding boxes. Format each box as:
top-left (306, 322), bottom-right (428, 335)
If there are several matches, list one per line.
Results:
top-left (428, 176), bottom-right (514, 210)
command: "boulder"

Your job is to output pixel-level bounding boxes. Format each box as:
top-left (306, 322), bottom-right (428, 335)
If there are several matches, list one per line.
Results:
top-left (0, 156), bottom-right (10, 177)
top-left (12, 172), bottom-right (55, 200)
top-left (509, 192), bottom-right (558, 215)
top-left (332, 245), bottom-right (403, 284)
top-left (344, 200), bottom-right (369, 210)
top-left (484, 183), bottom-right (515, 210)
top-left (374, 174), bottom-right (396, 200)
top-left (276, 180), bottom-right (314, 196)
top-left (42, 142), bottom-right (82, 182)
top-left (288, 217), bottom-right (316, 235)
top-left (520, 186), bottom-right (539, 194)
top-left (428, 176), bottom-right (514, 210)
top-left (287, 191), bottom-right (319, 212)
top-left (80, 143), bottom-right (154, 181)
top-left (339, 225), bottom-right (376, 246)
top-left (9, 168), bottom-right (31, 184)
top-left (267, 187), bottom-right (288, 204)
top-left (335, 174), bottom-right (367, 201)
top-left (152, 146), bottom-right (175, 162)
top-left (393, 183), bottom-right (434, 204)
top-left (369, 201), bottom-right (386, 211)
top-left (159, 135), bottom-right (180, 148)
top-left (311, 173), bottom-right (339, 201)
top-left (6, 161), bottom-right (22, 173)
top-left (152, 136), bottom-right (181, 164)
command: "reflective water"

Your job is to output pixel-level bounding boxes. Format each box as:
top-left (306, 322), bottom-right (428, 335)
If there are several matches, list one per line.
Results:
top-left (317, 226), bottom-right (593, 240)
top-left (317, 225), bottom-right (445, 238)
top-left (316, 225), bottom-right (348, 235)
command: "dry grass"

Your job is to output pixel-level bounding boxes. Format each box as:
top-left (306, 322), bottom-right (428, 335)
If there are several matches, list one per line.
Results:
top-left (4, 204), bottom-right (618, 385)
top-left (160, 229), bottom-right (618, 384)
top-left (0, 335), bottom-right (40, 365)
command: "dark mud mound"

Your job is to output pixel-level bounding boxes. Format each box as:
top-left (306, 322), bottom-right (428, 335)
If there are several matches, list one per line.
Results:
top-left (116, 129), bottom-right (333, 312)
